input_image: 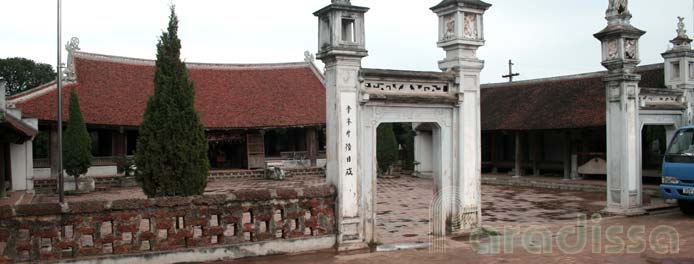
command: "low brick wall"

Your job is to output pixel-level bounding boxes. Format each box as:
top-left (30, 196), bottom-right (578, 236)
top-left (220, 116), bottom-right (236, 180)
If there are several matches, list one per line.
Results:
top-left (285, 167), bottom-right (325, 178)
top-left (208, 167), bottom-right (325, 181)
top-left (93, 176), bottom-right (121, 189)
top-left (32, 178), bottom-right (57, 194)
top-left (207, 169), bottom-right (265, 181)
top-left (33, 176), bottom-right (123, 194)
top-left (0, 186), bottom-right (336, 263)
top-left (34, 168), bottom-right (326, 194)
top-left (481, 177), bottom-right (606, 193)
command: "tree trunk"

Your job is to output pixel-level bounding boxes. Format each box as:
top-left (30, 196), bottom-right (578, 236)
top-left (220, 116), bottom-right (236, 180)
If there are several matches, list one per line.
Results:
top-left (0, 144), bottom-right (7, 198)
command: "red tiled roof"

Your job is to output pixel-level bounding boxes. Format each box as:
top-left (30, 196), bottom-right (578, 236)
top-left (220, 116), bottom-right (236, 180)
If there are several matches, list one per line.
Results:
top-left (480, 64), bottom-right (664, 131)
top-left (10, 52), bottom-right (326, 129)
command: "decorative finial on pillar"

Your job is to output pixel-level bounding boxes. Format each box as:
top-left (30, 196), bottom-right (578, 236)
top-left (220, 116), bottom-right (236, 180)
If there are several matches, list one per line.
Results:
top-left (677, 17), bottom-right (688, 38)
top-left (606, 0), bottom-right (631, 25)
top-left (64, 37), bottom-right (80, 81)
top-left (332, 0), bottom-right (351, 5)
top-left (608, 0), bottom-right (629, 15)
top-left (670, 17), bottom-right (693, 49)
top-left (594, 0), bottom-right (644, 72)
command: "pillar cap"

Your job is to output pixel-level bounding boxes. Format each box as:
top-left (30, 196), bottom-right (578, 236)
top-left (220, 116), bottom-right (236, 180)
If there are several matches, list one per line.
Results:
top-left (594, 23), bottom-right (645, 40)
top-left (313, 2), bottom-right (369, 17)
top-left (431, 0), bottom-right (491, 11)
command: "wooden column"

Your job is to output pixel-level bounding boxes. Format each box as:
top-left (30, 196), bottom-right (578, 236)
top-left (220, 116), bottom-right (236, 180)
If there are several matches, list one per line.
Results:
top-left (571, 131), bottom-right (579, 179)
top-left (514, 132), bottom-right (522, 177)
top-left (533, 132), bottom-right (542, 176)
top-left (563, 131), bottom-right (571, 180)
top-left (112, 131), bottom-right (127, 157)
top-left (246, 131), bottom-right (265, 169)
top-left (490, 133), bottom-right (498, 174)
top-left (306, 127), bottom-right (319, 167)
top-left (49, 124), bottom-right (60, 177)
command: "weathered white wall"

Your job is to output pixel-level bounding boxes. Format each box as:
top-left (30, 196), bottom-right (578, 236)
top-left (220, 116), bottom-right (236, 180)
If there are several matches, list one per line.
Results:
top-left (9, 118), bottom-right (37, 191)
top-left (10, 143), bottom-right (29, 191)
top-left (414, 130), bottom-right (434, 176)
top-left (33, 165), bottom-right (118, 178)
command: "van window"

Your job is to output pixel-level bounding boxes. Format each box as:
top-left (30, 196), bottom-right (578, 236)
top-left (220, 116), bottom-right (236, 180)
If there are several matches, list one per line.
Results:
top-left (666, 129), bottom-right (694, 163)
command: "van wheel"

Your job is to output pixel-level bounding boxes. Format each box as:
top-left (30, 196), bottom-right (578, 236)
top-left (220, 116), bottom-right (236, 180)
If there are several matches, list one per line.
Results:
top-left (678, 200), bottom-right (694, 216)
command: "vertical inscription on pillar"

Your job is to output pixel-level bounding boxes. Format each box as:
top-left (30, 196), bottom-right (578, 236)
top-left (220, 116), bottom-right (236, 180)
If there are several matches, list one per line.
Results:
top-left (341, 92), bottom-right (358, 217)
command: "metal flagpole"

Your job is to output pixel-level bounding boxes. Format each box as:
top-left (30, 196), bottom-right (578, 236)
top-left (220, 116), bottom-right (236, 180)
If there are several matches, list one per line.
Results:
top-left (57, 0), bottom-right (65, 204)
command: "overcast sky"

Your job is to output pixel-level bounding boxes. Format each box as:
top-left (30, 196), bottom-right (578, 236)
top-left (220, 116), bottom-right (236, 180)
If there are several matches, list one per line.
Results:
top-left (0, 0), bottom-right (692, 84)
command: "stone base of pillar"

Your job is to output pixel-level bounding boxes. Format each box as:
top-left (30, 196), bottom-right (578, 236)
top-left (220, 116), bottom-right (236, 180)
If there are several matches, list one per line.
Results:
top-left (446, 206), bottom-right (481, 233)
top-left (602, 206), bottom-right (647, 216)
top-left (337, 241), bottom-right (369, 252)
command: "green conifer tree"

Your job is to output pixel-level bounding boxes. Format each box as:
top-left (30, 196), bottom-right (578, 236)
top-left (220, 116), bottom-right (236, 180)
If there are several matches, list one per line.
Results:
top-left (377, 123), bottom-right (399, 174)
top-left (63, 88), bottom-right (92, 190)
top-left (135, 6), bottom-right (209, 197)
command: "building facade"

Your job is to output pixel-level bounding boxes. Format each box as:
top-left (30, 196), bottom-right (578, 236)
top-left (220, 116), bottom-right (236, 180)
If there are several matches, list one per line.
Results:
top-left (9, 45), bottom-right (328, 184)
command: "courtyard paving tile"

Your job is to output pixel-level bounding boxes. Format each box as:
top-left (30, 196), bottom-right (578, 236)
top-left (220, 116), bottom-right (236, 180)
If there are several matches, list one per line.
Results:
top-left (375, 176), bottom-right (607, 245)
top-left (224, 209), bottom-right (694, 264)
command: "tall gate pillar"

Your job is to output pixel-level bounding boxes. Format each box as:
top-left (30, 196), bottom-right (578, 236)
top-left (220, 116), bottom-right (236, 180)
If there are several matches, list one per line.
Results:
top-left (431, 0), bottom-right (491, 230)
top-left (663, 17), bottom-right (694, 126)
top-left (314, 0), bottom-right (369, 251)
top-left (594, 0), bottom-right (646, 215)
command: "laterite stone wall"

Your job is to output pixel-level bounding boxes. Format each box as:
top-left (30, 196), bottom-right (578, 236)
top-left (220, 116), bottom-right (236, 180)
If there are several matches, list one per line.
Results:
top-left (0, 185), bottom-right (336, 263)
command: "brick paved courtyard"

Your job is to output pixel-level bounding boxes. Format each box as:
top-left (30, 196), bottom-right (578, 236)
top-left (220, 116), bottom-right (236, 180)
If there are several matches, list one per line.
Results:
top-left (376, 176), bottom-right (606, 245)
top-left (224, 209), bottom-right (693, 264)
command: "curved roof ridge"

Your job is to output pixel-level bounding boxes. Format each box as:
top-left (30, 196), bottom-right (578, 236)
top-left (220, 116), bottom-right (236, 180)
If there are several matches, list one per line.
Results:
top-left (482, 63), bottom-right (664, 89)
top-left (7, 81), bottom-right (63, 104)
top-left (74, 51), bottom-right (311, 70)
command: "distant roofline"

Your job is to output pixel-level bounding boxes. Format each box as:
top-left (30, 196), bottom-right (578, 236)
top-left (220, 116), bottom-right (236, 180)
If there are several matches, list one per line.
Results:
top-left (74, 51), bottom-right (312, 70)
top-left (481, 63), bottom-right (663, 89)
top-left (7, 81), bottom-right (61, 104)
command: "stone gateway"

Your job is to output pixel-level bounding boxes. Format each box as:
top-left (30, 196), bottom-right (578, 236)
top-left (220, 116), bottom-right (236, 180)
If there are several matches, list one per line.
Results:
top-left (315, 0), bottom-right (491, 250)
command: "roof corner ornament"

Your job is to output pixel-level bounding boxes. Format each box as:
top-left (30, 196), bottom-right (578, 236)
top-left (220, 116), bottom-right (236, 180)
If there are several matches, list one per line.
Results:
top-left (304, 51), bottom-right (315, 63)
top-left (64, 37), bottom-right (80, 81)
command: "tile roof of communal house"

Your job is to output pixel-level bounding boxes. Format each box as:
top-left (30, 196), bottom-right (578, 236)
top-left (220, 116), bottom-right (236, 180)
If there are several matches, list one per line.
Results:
top-left (0, 110), bottom-right (38, 142)
top-left (9, 51), bottom-right (326, 130)
top-left (480, 63), bottom-right (665, 131)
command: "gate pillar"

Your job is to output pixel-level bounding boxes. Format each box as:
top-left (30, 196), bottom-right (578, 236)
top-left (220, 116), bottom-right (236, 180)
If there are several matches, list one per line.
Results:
top-left (594, 0), bottom-right (646, 215)
top-left (314, 0), bottom-right (369, 251)
top-left (431, 0), bottom-right (491, 230)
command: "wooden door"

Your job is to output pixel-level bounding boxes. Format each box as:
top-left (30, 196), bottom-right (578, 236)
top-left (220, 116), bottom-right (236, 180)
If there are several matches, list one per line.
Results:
top-left (246, 132), bottom-right (265, 169)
